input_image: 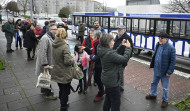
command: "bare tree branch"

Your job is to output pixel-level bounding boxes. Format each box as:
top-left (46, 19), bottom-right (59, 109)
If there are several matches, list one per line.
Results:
top-left (17, 0), bottom-right (30, 15)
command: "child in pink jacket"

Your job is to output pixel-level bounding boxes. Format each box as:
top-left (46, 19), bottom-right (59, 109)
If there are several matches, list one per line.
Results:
top-left (74, 44), bottom-right (90, 94)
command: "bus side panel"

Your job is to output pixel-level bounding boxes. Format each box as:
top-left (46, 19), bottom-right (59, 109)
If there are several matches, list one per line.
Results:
top-left (184, 41), bottom-right (190, 58)
top-left (135, 34), bottom-right (141, 47)
top-left (146, 36), bottom-right (154, 50)
top-left (175, 40), bottom-right (183, 56)
top-left (141, 35), bottom-right (146, 48)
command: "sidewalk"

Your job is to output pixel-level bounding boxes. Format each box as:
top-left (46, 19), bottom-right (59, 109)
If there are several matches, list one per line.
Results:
top-left (0, 31), bottom-right (182, 111)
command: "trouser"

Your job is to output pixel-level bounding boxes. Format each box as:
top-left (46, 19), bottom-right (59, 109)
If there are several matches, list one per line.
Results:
top-left (103, 86), bottom-right (121, 111)
top-left (94, 67), bottom-right (104, 97)
top-left (78, 36), bottom-right (84, 44)
top-left (41, 84), bottom-right (52, 96)
top-left (5, 36), bottom-right (13, 51)
top-left (57, 82), bottom-right (71, 107)
top-left (79, 68), bottom-right (87, 89)
top-left (151, 74), bottom-right (170, 102)
top-left (119, 67), bottom-right (125, 87)
top-left (27, 48), bottom-right (35, 58)
top-left (16, 36), bottom-right (22, 48)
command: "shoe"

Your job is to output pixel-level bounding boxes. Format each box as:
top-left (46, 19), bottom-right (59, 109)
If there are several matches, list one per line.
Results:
top-left (161, 101), bottom-right (168, 108)
top-left (32, 54), bottom-right (35, 59)
top-left (27, 58), bottom-right (34, 61)
top-left (94, 95), bottom-right (104, 102)
top-left (60, 104), bottom-right (69, 111)
top-left (20, 47), bottom-right (23, 49)
top-left (6, 50), bottom-right (12, 53)
top-left (16, 47), bottom-right (18, 50)
top-left (83, 90), bottom-right (87, 94)
top-left (44, 95), bottom-right (57, 100)
top-left (94, 81), bottom-right (97, 86)
top-left (145, 94), bottom-right (157, 100)
top-left (120, 86), bottom-right (124, 92)
top-left (10, 49), bottom-right (14, 52)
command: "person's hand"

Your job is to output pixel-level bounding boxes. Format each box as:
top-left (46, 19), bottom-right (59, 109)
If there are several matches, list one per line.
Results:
top-left (166, 73), bottom-right (171, 77)
top-left (124, 40), bottom-right (131, 47)
top-left (122, 39), bottom-right (126, 46)
top-left (44, 65), bottom-right (50, 69)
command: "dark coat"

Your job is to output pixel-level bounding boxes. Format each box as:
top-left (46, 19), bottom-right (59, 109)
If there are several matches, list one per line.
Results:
top-left (113, 32), bottom-right (133, 67)
top-left (150, 42), bottom-right (176, 75)
top-left (24, 29), bottom-right (37, 48)
top-left (97, 45), bottom-right (132, 88)
top-left (78, 24), bottom-right (85, 36)
top-left (4, 22), bottom-right (14, 37)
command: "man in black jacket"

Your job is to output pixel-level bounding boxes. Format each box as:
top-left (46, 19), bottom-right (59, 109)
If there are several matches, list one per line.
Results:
top-left (113, 25), bottom-right (133, 92)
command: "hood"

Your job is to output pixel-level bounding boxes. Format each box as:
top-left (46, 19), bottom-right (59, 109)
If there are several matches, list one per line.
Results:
top-left (97, 45), bottom-right (111, 58)
top-left (52, 37), bottom-right (66, 48)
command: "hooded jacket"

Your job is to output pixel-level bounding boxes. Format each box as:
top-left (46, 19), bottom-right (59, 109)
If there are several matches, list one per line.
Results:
top-left (51, 37), bottom-right (74, 84)
top-left (97, 45), bottom-right (132, 88)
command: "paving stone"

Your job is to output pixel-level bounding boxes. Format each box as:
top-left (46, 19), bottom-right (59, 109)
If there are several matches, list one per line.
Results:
top-left (0, 92), bottom-right (22, 104)
top-left (21, 83), bottom-right (36, 90)
top-left (0, 89), bottom-right (4, 96)
top-left (4, 86), bottom-right (21, 95)
top-left (24, 88), bottom-right (42, 97)
top-left (8, 99), bottom-right (30, 111)
top-left (0, 80), bottom-right (17, 89)
top-left (28, 95), bottom-right (46, 105)
top-left (0, 103), bottom-right (8, 111)
top-left (33, 100), bottom-right (60, 111)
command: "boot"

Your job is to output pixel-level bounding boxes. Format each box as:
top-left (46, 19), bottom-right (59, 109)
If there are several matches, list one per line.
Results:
top-left (78, 84), bottom-right (83, 94)
top-left (60, 104), bottom-right (69, 111)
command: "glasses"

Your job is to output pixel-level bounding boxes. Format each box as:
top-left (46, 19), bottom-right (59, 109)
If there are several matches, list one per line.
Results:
top-left (159, 37), bottom-right (164, 39)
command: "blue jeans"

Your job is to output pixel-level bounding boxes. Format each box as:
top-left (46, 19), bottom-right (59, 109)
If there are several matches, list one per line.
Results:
top-left (151, 74), bottom-right (170, 102)
top-left (103, 86), bottom-right (120, 111)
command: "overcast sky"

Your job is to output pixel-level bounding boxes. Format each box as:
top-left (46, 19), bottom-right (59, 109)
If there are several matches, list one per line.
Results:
top-left (95, 0), bottom-right (170, 8)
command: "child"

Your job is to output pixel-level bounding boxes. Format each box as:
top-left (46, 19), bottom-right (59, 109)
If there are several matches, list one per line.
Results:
top-left (74, 44), bottom-right (90, 94)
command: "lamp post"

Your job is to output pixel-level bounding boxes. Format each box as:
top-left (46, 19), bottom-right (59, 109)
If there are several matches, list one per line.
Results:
top-left (30, 0), bottom-right (33, 19)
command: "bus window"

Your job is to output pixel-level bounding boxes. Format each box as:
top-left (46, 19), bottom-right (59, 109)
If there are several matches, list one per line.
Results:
top-left (89, 17), bottom-right (100, 27)
top-left (132, 19), bottom-right (139, 33)
top-left (156, 20), bottom-right (167, 35)
top-left (126, 19), bottom-right (131, 32)
top-left (123, 18), bottom-right (127, 26)
top-left (75, 16), bottom-right (82, 25)
top-left (102, 17), bottom-right (108, 28)
top-left (139, 19), bottom-right (146, 34)
top-left (171, 21), bottom-right (180, 38)
top-left (116, 18), bottom-right (124, 27)
top-left (180, 21), bottom-right (186, 39)
top-left (185, 21), bottom-right (190, 39)
top-left (110, 17), bottom-right (116, 28)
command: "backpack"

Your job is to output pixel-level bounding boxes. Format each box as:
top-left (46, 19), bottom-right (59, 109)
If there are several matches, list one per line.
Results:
top-left (1, 22), bottom-right (7, 32)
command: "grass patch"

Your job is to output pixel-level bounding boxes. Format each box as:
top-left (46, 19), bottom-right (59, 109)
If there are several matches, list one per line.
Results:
top-left (0, 58), bottom-right (5, 70)
top-left (176, 94), bottom-right (190, 110)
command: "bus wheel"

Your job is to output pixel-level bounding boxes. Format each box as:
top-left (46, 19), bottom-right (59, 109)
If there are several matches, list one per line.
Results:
top-left (133, 48), bottom-right (141, 55)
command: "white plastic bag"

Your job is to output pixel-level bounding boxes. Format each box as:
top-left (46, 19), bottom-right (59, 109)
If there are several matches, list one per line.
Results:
top-left (36, 69), bottom-right (51, 89)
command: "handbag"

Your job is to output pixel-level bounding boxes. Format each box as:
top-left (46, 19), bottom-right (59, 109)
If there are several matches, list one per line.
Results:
top-left (73, 62), bottom-right (84, 80)
top-left (36, 69), bottom-right (51, 89)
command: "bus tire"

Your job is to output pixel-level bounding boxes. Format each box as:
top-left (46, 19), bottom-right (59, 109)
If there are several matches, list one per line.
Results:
top-left (133, 48), bottom-right (142, 55)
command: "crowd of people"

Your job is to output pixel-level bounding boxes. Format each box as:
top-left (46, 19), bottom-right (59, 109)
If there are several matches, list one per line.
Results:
top-left (2, 17), bottom-right (176, 111)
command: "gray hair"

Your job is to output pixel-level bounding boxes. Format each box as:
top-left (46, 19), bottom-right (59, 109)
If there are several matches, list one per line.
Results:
top-left (100, 34), bottom-right (114, 48)
top-left (46, 23), bottom-right (57, 32)
top-left (93, 30), bottom-right (102, 39)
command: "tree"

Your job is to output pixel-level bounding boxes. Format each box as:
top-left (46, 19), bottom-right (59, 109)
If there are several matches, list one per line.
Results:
top-left (17, 0), bottom-right (30, 15)
top-left (6, 1), bottom-right (19, 12)
top-left (164, 0), bottom-right (190, 13)
top-left (58, 7), bottom-right (71, 18)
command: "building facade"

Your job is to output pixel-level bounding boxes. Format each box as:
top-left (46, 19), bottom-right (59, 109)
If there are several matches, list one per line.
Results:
top-left (126, 0), bottom-right (160, 5)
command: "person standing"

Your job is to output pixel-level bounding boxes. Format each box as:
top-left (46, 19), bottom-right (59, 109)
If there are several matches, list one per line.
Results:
top-left (113, 25), bottom-right (133, 91)
top-left (4, 18), bottom-right (14, 53)
top-left (78, 21), bottom-right (85, 44)
top-left (145, 33), bottom-right (176, 108)
top-left (97, 34), bottom-right (132, 111)
top-left (51, 28), bottom-right (74, 111)
top-left (35, 23), bottom-right (57, 100)
top-left (23, 24), bottom-right (37, 61)
top-left (33, 23), bottom-right (43, 40)
top-left (14, 19), bottom-right (23, 50)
